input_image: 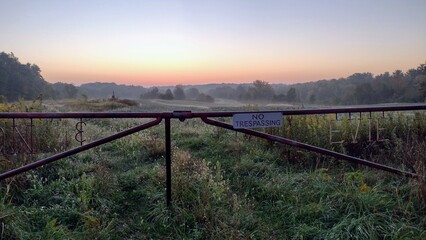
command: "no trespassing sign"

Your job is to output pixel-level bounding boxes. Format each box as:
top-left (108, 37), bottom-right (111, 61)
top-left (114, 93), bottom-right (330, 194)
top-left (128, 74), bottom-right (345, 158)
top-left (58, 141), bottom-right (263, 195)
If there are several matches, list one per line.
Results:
top-left (232, 112), bottom-right (282, 129)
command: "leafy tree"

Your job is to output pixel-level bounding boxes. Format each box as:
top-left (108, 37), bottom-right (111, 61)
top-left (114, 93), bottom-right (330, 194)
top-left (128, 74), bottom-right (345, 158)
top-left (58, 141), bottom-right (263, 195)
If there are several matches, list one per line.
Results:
top-left (78, 82), bottom-right (146, 99)
top-left (159, 89), bottom-right (174, 100)
top-left (81, 93), bottom-right (88, 102)
top-left (309, 94), bottom-right (316, 103)
top-left (353, 83), bottom-right (377, 104)
top-left (252, 80), bottom-right (274, 100)
top-left (0, 52), bottom-right (58, 101)
top-left (417, 63), bottom-right (426, 101)
top-left (52, 82), bottom-right (78, 99)
top-left (287, 87), bottom-right (297, 102)
top-left (173, 85), bottom-right (186, 100)
top-left (0, 95), bottom-right (6, 103)
top-left (273, 94), bottom-right (286, 102)
top-left (185, 87), bottom-right (200, 99)
top-left (208, 86), bottom-right (239, 99)
top-left (195, 93), bottom-right (214, 102)
top-left (141, 87), bottom-right (159, 99)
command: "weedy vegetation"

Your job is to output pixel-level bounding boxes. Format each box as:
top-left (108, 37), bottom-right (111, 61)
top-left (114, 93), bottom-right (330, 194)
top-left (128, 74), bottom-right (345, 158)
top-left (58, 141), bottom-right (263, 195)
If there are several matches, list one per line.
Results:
top-left (0, 99), bottom-right (425, 239)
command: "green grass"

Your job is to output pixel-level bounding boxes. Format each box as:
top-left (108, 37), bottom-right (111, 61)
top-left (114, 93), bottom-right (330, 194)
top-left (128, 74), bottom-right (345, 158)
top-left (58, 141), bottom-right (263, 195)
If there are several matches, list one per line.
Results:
top-left (0, 100), bottom-right (425, 239)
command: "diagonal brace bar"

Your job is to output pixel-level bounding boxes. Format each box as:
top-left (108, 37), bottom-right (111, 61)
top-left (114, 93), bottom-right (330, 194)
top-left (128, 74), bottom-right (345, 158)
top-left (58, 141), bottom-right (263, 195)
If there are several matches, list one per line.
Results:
top-left (0, 117), bottom-right (162, 181)
top-left (201, 117), bottom-right (419, 178)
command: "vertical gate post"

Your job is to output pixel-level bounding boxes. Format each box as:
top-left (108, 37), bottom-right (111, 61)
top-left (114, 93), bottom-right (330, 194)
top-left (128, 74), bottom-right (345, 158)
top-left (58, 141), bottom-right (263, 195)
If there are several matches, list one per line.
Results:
top-left (165, 117), bottom-right (172, 207)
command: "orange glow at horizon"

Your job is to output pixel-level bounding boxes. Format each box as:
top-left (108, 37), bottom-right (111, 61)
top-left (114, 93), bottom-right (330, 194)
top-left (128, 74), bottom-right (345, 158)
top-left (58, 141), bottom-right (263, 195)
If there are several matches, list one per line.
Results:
top-left (40, 49), bottom-right (425, 87)
top-left (2, 1), bottom-right (425, 87)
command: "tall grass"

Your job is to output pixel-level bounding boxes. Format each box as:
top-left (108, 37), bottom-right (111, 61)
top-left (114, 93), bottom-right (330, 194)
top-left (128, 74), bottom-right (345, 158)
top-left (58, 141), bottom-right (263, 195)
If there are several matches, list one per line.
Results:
top-left (0, 101), bottom-right (425, 239)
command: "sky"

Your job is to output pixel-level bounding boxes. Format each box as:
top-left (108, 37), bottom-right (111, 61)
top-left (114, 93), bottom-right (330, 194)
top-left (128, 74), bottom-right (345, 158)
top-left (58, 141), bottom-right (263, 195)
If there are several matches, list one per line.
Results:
top-left (1, 0), bottom-right (425, 86)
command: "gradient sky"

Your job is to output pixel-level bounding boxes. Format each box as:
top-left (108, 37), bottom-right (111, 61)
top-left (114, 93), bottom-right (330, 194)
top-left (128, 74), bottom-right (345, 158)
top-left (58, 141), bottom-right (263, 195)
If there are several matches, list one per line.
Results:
top-left (1, 0), bottom-right (425, 86)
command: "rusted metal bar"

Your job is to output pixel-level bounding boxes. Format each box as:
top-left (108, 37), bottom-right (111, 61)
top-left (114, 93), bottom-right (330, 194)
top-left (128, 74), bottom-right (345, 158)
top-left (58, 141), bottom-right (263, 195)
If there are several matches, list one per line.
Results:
top-left (165, 116), bottom-right (172, 207)
top-left (0, 104), bottom-right (424, 119)
top-left (201, 117), bottom-right (419, 178)
top-left (0, 117), bottom-right (162, 181)
top-left (0, 112), bottom-right (164, 119)
top-left (191, 104), bottom-right (426, 118)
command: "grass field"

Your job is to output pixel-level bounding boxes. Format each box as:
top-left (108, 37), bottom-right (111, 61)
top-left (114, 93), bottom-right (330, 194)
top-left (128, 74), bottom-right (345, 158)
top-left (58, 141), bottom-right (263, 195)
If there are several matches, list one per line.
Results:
top-left (0, 99), bottom-right (425, 239)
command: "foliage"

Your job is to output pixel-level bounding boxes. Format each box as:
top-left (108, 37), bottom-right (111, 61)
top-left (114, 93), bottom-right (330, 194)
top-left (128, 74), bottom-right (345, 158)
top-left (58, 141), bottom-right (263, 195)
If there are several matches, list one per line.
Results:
top-left (195, 93), bottom-right (215, 103)
top-left (51, 82), bottom-right (79, 99)
top-left (205, 62), bottom-right (426, 104)
top-left (286, 87), bottom-right (297, 102)
top-left (141, 86), bottom-right (215, 103)
top-left (0, 52), bottom-right (54, 101)
top-left (3, 52), bottom-right (423, 106)
top-left (140, 87), bottom-right (159, 99)
top-left (185, 87), bottom-right (200, 99)
top-left (0, 100), bottom-right (425, 239)
top-left (158, 89), bottom-right (174, 100)
top-left (173, 85), bottom-right (186, 100)
top-left (79, 82), bottom-right (147, 100)
top-left (67, 98), bottom-right (138, 111)
top-left (0, 52), bottom-right (84, 101)
top-left (292, 66), bottom-right (426, 104)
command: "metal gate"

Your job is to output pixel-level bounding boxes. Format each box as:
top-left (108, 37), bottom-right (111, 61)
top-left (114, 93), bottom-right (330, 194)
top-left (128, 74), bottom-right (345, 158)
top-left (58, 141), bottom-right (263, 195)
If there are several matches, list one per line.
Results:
top-left (0, 105), bottom-right (425, 206)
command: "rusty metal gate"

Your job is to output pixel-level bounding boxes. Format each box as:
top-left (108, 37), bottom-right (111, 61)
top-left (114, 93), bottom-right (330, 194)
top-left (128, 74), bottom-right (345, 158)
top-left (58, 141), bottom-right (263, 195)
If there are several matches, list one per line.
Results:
top-left (0, 105), bottom-right (425, 207)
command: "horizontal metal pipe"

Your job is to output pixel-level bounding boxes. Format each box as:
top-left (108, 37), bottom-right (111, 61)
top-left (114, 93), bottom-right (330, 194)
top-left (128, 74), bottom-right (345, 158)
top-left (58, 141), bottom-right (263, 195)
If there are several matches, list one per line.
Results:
top-left (0, 112), bottom-right (164, 119)
top-left (0, 104), bottom-right (424, 119)
top-left (201, 117), bottom-right (419, 178)
top-left (0, 117), bottom-right (162, 181)
top-left (192, 104), bottom-right (426, 118)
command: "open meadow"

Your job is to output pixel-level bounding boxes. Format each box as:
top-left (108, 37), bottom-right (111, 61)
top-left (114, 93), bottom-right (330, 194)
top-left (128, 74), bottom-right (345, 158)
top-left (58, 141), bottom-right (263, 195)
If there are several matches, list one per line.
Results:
top-left (0, 98), bottom-right (425, 239)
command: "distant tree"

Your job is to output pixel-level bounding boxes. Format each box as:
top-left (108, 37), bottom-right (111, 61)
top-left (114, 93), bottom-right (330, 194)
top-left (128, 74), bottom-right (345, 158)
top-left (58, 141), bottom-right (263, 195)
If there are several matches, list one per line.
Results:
top-left (287, 88), bottom-right (297, 102)
top-left (417, 63), bottom-right (426, 100)
top-left (185, 87), bottom-right (200, 99)
top-left (418, 62), bottom-right (426, 75)
top-left (173, 85), bottom-right (186, 100)
top-left (205, 94), bottom-right (214, 102)
top-left (159, 89), bottom-right (174, 100)
top-left (195, 93), bottom-right (214, 102)
top-left (52, 82), bottom-right (77, 99)
top-left (347, 72), bottom-right (374, 83)
top-left (236, 85), bottom-right (247, 100)
top-left (63, 84), bottom-right (78, 99)
top-left (273, 94), bottom-right (286, 102)
top-left (252, 80), bottom-right (274, 100)
top-left (353, 83), bottom-right (377, 104)
top-left (0, 52), bottom-right (56, 101)
top-left (81, 93), bottom-right (88, 102)
top-left (420, 82), bottom-right (426, 101)
top-left (309, 94), bottom-right (316, 103)
top-left (141, 87), bottom-right (159, 99)
top-left (390, 70), bottom-right (405, 97)
top-left (208, 85), bottom-right (239, 99)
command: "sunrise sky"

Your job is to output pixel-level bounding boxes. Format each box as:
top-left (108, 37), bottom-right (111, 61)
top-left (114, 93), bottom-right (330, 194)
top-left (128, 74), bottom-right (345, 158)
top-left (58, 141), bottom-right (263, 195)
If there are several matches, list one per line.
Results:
top-left (1, 0), bottom-right (425, 86)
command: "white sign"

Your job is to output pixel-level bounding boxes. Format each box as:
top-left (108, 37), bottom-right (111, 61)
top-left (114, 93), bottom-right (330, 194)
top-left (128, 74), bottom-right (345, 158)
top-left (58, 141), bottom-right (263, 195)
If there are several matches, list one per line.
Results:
top-left (232, 112), bottom-right (283, 129)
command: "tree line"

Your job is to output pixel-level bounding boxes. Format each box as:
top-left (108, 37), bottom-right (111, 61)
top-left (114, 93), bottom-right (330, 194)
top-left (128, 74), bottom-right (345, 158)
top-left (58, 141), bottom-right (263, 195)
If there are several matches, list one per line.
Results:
top-left (140, 85), bottom-right (215, 102)
top-left (1, 52), bottom-right (50, 101)
top-left (1, 51), bottom-right (425, 105)
top-left (206, 63), bottom-right (426, 105)
top-left (0, 52), bottom-right (79, 101)
top-left (292, 67), bottom-right (426, 105)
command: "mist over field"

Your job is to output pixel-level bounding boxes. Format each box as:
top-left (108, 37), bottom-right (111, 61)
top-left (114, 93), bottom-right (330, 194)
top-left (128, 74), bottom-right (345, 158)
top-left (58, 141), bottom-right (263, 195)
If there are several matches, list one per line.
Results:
top-left (1, 52), bottom-right (425, 106)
